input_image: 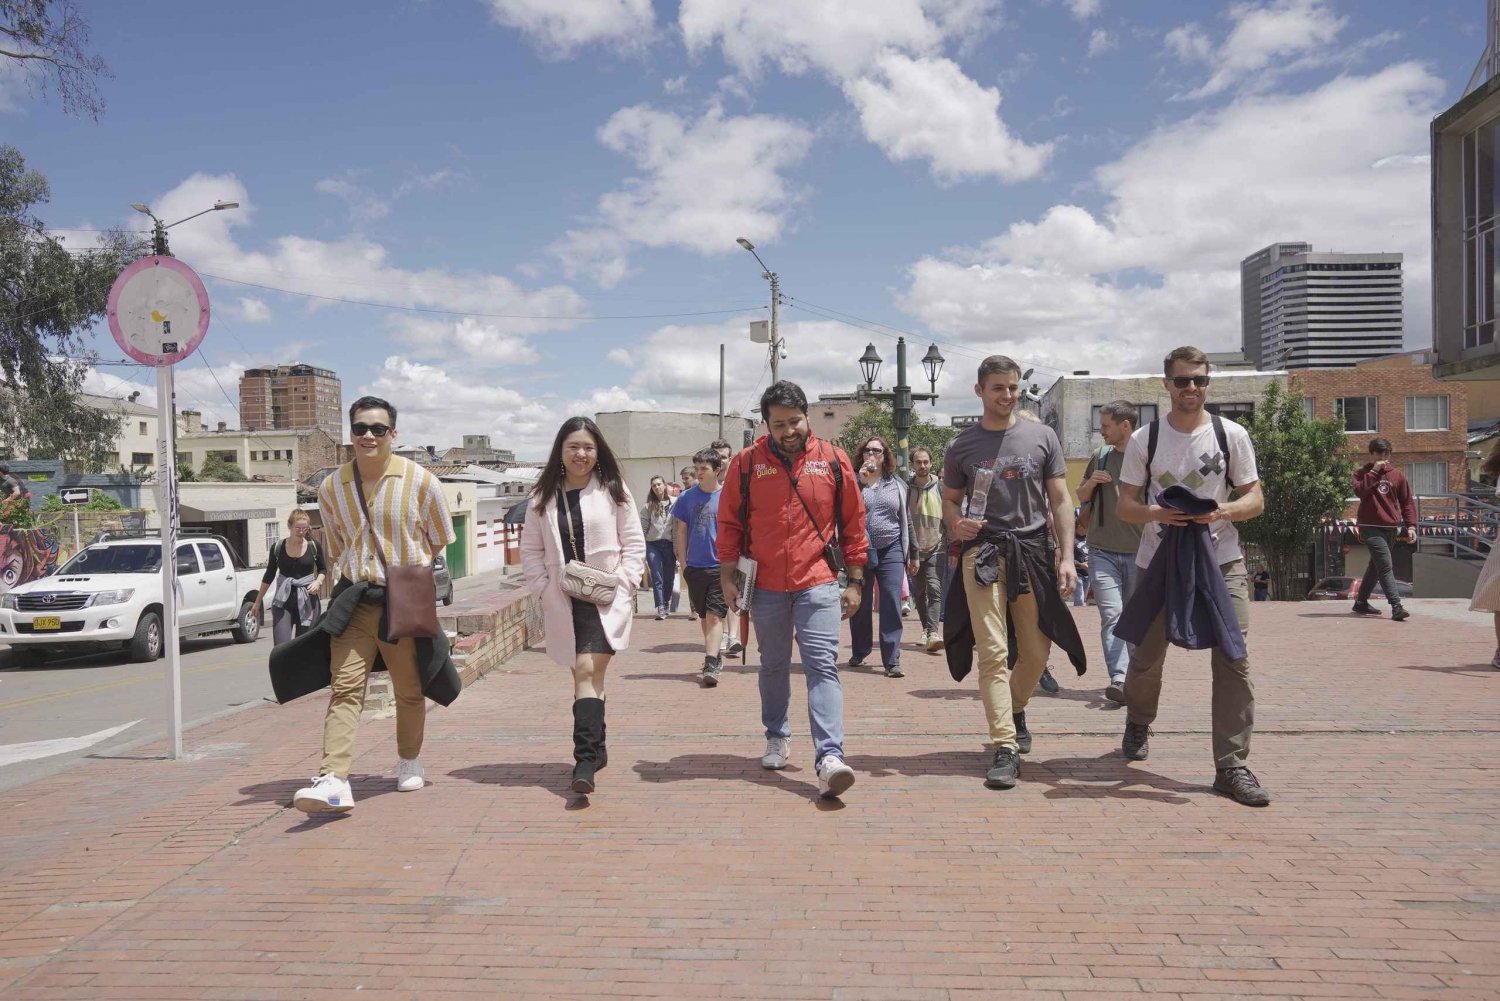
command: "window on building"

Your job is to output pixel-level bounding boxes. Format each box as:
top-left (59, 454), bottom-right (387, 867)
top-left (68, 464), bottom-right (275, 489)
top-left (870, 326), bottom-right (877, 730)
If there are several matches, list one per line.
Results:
top-left (138, 421), bottom-right (148, 435)
top-left (1404, 461), bottom-right (1449, 496)
top-left (1404, 395), bottom-right (1450, 431)
top-left (265, 522), bottom-right (278, 553)
top-left (1206, 402), bottom-right (1253, 424)
top-left (131, 452), bottom-right (152, 466)
top-left (1299, 397), bottom-right (1315, 419)
top-left (1334, 396), bottom-right (1378, 433)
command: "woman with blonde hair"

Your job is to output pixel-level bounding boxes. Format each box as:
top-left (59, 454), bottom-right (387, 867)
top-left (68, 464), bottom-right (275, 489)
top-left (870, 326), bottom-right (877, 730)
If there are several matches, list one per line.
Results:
top-left (641, 475), bottom-right (677, 620)
top-left (1469, 440), bottom-right (1500, 669)
top-left (521, 416), bottom-right (647, 793)
top-left (251, 509), bottom-right (326, 645)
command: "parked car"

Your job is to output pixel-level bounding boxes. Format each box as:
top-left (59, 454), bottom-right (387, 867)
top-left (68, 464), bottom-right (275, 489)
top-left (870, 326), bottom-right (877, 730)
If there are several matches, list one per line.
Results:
top-left (1306, 576), bottom-right (1415, 601)
top-left (0, 535), bottom-right (263, 667)
top-left (433, 554), bottom-right (454, 606)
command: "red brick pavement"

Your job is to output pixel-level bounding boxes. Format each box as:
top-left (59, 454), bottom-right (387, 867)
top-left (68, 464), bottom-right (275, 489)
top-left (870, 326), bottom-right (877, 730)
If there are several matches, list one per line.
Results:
top-left (0, 599), bottom-right (1496, 1000)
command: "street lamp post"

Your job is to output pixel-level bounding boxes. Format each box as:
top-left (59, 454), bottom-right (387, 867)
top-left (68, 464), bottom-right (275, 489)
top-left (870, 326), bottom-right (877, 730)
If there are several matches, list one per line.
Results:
top-left (131, 200), bottom-right (240, 256)
top-left (736, 237), bottom-right (782, 385)
top-left (857, 337), bottom-right (945, 471)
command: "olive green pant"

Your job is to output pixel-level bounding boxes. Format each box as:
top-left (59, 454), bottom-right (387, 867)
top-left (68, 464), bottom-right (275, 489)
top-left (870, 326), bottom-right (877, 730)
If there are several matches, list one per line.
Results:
top-left (1123, 558), bottom-right (1254, 769)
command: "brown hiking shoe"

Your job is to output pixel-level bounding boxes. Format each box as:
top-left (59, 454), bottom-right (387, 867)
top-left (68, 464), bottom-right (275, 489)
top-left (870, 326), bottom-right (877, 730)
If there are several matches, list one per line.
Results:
top-left (1213, 767), bottom-right (1271, 807)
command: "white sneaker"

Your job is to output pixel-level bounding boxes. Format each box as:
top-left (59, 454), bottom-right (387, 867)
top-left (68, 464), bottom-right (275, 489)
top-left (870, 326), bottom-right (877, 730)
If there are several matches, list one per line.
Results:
top-left (293, 773), bottom-right (354, 814)
top-left (396, 757), bottom-right (425, 792)
top-left (816, 755), bottom-right (855, 799)
top-left (760, 736), bottom-right (790, 770)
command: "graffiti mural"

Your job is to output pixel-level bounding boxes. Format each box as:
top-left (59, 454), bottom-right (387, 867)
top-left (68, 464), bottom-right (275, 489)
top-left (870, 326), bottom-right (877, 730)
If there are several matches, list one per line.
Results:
top-left (0, 525), bottom-right (62, 595)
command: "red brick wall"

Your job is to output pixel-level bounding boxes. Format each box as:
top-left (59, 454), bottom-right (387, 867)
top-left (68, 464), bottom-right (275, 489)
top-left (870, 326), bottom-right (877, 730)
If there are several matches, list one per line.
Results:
top-left (1289, 364), bottom-right (1468, 498)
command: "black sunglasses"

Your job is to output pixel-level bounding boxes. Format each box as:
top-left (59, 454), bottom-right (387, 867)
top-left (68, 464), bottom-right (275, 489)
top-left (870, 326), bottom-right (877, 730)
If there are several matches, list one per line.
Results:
top-left (1169, 376), bottom-right (1211, 389)
top-left (864, 446), bottom-right (885, 453)
top-left (351, 422), bottom-right (392, 438)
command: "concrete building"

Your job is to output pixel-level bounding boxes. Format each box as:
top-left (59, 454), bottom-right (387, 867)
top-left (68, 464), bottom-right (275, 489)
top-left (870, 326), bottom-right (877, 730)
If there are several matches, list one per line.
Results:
top-left (1039, 369), bottom-right (1286, 502)
top-left (239, 364), bottom-right (343, 440)
top-left (439, 435), bottom-right (516, 468)
top-left (1242, 242), bottom-right (1404, 370)
top-left (177, 426), bottom-right (343, 486)
top-left (0, 393), bottom-right (162, 473)
top-left (1290, 352), bottom-right (1469, 498)
top-left (593, 411), bottom-right (755, 504)
top-left (1434, 1), bottom-right (1500, 390)
top-left (135, 481), bottom-right (300, 569)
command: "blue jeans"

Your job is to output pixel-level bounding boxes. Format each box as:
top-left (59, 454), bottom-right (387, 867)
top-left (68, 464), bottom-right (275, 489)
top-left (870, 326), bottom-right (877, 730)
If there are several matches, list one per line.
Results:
top-left (645, 539), bottom-right (677, 611)
top-left (1090, 548), bottom-right (1137, 685)
top-left (851, 539), bottom-right (906, 667)
top-left (752, 582), bottom-right (844, 766)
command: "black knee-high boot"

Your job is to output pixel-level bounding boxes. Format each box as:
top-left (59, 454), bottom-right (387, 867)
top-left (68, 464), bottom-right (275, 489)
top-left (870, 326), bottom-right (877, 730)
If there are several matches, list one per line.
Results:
top-left (598, 696), bottom-right (608, 770)
top-left (571, 697), bottom-right (605, 793)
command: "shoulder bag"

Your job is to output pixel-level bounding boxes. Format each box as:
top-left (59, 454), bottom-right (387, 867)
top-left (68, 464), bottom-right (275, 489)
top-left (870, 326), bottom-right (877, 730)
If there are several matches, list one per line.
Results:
top-left (352, 462), bottom-right (441, 639)
top-left (559, 487), bottom-right (618, 606)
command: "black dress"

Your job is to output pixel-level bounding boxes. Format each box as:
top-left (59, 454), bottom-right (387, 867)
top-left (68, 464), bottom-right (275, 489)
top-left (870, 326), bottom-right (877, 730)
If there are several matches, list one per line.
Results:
top-left (557, 488), bottom-right (614, 656)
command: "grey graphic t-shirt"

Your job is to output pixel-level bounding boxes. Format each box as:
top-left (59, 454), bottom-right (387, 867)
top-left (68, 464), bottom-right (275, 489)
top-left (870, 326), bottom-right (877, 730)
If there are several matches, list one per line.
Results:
top-left (942, 419), bottom-right (1066, 534)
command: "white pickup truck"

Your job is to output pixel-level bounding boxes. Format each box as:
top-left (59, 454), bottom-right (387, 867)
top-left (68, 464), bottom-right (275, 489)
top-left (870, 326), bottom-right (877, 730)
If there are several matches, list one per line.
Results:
top-left (0, 535), bottom-right (264, 667)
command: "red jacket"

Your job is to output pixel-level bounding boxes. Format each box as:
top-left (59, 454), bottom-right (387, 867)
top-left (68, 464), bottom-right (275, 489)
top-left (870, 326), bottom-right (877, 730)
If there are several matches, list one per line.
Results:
top-left (1352, 463), bottom-right (1417, 528)
top-left (716, 435), bottom-right (868, 593)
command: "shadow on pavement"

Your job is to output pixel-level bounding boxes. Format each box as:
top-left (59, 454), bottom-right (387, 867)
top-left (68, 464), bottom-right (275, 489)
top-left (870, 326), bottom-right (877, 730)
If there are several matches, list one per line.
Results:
top-left (907, 688), bottom-right (980, 700)
top-left (1042, 687), bottom-right (1124, 711)
top-left (630, 753), bottom-right (841, 809)
top-left (1025, 752), bottom-right (1204, 804)
top-left (233, 773), bottom-right (401, 809)
top-left (448, 762), bottom-right (586, 805)
top-left (641, 643), bottom-right (708, 654)
top-left (1391, 662), bottom-right (1499, 677)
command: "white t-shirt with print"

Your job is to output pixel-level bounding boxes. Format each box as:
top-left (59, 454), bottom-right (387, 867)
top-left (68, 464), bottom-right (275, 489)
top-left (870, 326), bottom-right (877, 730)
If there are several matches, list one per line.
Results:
top-left (1119, 416), bottom-right (1259, 570)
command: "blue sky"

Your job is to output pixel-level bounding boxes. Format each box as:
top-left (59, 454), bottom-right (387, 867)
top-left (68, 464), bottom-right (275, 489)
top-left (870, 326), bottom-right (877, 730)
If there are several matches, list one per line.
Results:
top-left (4, 0), bottom-right (1481, 455)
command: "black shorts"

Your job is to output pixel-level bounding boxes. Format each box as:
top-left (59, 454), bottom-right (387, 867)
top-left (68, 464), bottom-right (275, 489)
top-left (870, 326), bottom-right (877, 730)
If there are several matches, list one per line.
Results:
top-left (683, 565), bottom-right (727, 619)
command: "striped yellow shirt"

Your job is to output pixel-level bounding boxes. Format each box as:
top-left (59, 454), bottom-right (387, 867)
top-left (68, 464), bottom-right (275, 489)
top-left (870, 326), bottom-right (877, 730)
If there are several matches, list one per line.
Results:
top-left (317, 455), bottom-right (455, 585)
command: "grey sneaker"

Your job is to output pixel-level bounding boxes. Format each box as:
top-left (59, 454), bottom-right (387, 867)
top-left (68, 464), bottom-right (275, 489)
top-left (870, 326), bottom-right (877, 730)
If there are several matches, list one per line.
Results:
top-left (1213, 766), bottom-right (1271, 807)
top-left (1038, 667), bottom-right (1060, 694)
top-left (1104, 682), bottom-right (1125, 704)
top-left (1122, 720), bottom-right (1150, 760)
top-left (984, 747), bottom-right (1019, 789)
top-left (701, 656), bottom-right (722, 688)
top-left (760, 736), bottom-right (790, 770)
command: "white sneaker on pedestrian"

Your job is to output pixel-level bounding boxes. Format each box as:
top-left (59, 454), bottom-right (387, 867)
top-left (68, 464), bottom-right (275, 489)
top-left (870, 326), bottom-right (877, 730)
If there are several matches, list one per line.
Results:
top-left (396, 757), bottom-right (425, 792)
top-left (293, 773), bottom-right (354, 814)
top-left (760, 736), bottom-right (790, 770)
top-left (816, 755), bottom-right (856, 799)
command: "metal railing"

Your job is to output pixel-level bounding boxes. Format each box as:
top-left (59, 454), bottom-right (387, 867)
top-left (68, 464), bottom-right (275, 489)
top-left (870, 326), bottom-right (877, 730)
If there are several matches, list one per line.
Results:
top-left (1415, 493), bottom-right (1500, 561)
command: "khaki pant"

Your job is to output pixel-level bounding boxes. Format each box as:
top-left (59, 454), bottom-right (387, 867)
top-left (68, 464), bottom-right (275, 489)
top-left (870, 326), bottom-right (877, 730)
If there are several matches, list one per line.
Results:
top-left (1123, 558), bottom-right (1254, 769)
top-left (320, 601), bottom-right (426, 778)
top-left (962, 547), bottom-right (1054, 749)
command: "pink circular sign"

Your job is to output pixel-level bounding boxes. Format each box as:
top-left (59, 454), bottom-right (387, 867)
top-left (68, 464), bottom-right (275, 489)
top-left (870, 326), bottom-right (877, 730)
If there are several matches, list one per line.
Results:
top-left (107, 255), bottom-right (211, 366)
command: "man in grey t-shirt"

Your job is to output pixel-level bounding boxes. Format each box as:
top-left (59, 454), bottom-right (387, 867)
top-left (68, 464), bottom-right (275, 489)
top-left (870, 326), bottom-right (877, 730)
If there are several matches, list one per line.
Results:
top-left (942, 356), bottom-right (1078, 791)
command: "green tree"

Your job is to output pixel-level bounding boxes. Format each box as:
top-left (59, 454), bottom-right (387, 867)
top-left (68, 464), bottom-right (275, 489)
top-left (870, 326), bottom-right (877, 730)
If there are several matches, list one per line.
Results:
top-left (1238, 381), bottom-right (1353, 601)
top-left (1, 145), bottom-right (146, 470)
top-left (1, 1), bottom-right (111, 119)
top-left (84, 490), bottom-right (120, 510)
top-left (197, 452), bottom-right (246, 483)
top-left (836, 401), bottom-right (958, 470)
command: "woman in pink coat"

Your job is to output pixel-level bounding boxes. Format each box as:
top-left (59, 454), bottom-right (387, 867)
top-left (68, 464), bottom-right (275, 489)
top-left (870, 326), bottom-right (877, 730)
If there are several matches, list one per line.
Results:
top-left (521, 417), bottom-right (646, 794)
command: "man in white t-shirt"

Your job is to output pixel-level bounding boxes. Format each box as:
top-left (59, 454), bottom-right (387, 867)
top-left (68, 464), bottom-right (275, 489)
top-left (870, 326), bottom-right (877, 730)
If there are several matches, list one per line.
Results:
top-left (1115, 346), bottom-right (1270, 807)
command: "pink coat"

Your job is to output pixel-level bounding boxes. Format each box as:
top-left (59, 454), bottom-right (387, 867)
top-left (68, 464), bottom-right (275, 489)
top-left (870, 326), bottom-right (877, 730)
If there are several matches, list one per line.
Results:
top-left (520, 480), bottom-right (647, 666)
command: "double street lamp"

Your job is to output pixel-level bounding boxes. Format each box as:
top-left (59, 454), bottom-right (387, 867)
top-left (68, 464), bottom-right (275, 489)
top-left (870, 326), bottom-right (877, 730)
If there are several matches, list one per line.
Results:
top-left (736, 237), bottom-right (783, 385)
top-left (131, 199), bottom-right (240, 256)
top-left (857, 338), bottom-right (945, 471)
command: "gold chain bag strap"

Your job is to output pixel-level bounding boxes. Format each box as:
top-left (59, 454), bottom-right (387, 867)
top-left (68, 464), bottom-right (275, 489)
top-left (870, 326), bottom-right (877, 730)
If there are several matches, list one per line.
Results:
top-left (559, 487), bottom-right (618, 606)
top-left (352, 461), bottom-right (441, 639)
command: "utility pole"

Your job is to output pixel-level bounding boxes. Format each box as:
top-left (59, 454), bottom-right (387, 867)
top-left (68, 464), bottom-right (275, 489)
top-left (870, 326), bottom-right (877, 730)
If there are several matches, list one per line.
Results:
top-left (768, 271), bottom-right (781, 386)
top-left (718, 344), bottom-right (725, 441)
top-left (893, 338), bottom-right (912, 472)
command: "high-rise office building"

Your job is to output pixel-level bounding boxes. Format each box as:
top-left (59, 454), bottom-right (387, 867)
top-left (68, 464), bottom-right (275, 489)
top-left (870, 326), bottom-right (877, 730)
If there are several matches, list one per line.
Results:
top-left (239, 364), bottom-right (343, 440)
top-left (1240, 243), bottom-right (1404, 369)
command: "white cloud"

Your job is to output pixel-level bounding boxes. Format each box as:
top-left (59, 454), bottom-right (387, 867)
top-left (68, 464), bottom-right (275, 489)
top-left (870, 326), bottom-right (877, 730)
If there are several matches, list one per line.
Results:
top-left (1087, 28), bottom-right (1116, 57)
top-left (387, 316), bottom-right (540, 367)
top-left (1168, 0), bottom-right (1347, 100)
top-left (844, 52), bottom-right (1052, 183)
top-left (1067, 0), bottom-right (1101, 20)
top-left (607, 347), bottom-right (633, 365)
top-left (486, 0), bottom-right (655, 56)
top-left (315, 176), bottom-right (390, 224)
top-left (151, 173), bottom-right (589, 342)
top-left (228, 297), bottom-right (272, 323)
top-left (360, 355), bottom-right (557, 453)
top-left (551, 104), bottom-right (814, 285)
top-left (897, 63), bottom-right (1443, 374)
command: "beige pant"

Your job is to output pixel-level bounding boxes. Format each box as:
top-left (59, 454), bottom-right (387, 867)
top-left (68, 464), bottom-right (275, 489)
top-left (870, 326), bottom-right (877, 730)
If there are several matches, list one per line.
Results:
top-left (1123, 558), bottom-right (1254, 769)
top-left (962, 547), bottom-right (1054, 749)
top-left (320, 601), bottom-right (426, 778)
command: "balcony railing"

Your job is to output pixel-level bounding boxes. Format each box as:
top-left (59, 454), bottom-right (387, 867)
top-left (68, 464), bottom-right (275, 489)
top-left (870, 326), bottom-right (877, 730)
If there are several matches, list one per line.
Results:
top-left (1415, 493), bottom-right (1500, 561)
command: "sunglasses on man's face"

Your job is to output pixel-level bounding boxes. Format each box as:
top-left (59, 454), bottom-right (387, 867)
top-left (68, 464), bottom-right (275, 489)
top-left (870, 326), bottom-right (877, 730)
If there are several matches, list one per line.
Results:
top-left (351, 423), bottom-right (392, 438)
top-left (1169, 376), bottom-right (1211, 389)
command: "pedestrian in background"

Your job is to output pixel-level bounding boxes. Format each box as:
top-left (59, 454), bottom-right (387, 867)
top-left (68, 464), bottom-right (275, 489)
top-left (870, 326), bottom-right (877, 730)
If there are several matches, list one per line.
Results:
top-left (641, 476), bottom-right (677, 621)
top-left (521, 416), bottom-right (646, 795)
top-left (907, 445), bottom-right (947, 654)
top-left (1253, 567), bottom-right (1270, 601)
top-left (850, 435), bottom-right (914, 678)
top-left (1351, 437), bottom-right (1415, 622)
top-left (1075, 400), bottom-right (1143, 703)
top-left (674, 448), bottom-right (728, 686)
top-left (251, 509), bottom-right (326, 644)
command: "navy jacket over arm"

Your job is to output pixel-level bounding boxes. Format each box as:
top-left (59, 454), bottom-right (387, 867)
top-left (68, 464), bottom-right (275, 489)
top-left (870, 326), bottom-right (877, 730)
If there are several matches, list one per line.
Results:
top-left (1114, 485), bottom-right (1247, 661)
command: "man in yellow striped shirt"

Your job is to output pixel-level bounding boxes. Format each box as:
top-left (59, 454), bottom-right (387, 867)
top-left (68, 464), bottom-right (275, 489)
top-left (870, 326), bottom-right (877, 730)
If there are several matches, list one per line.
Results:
top-left (293, 395), bottom-right (455, 815)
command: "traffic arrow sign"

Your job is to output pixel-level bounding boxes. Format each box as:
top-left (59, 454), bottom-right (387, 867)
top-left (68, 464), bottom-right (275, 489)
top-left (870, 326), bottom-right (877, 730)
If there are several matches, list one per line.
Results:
top-left (59, 488), bottom-right (90, 506)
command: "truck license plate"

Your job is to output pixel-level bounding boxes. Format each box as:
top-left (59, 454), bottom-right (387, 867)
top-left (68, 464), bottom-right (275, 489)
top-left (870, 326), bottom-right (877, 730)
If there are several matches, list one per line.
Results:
top-left (31, 616), bottom-right (61, 631)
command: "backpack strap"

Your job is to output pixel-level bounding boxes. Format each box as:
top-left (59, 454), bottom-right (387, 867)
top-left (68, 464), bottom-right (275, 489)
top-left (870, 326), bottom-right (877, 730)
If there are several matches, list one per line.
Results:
top-left (1211, 413), bottom-right (1235, 488)
top-left (1145, 419), bottom-right (1159, 489)
top-left (1091, 444), bottom-right (1112, 527)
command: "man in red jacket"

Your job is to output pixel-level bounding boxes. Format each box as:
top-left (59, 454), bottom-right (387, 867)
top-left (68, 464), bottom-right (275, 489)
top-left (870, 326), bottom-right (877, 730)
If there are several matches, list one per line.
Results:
top-left (1352, 438), bottom-right (1416, 622)
top-left (719, 381), bottom-right (869, 800)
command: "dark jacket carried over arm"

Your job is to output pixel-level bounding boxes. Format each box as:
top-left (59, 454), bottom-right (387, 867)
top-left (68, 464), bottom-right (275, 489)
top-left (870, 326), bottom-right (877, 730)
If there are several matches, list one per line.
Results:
top-left (268, 579), bottom-right (462, 706)
top-left (941, 524), bottom-right (1087, 682)
top-left (1113, 485), bottom-right (1247, 661)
